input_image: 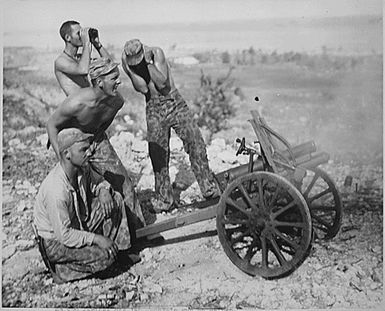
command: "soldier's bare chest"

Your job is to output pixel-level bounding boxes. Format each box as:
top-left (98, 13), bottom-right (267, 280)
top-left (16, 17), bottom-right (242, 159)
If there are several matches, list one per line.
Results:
top-left (76, 98), bottom-right (122, 126)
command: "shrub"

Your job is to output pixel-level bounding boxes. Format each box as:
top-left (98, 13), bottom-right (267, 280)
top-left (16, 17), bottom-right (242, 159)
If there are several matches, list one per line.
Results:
top-left (192, 67), bottom-right (237, 135)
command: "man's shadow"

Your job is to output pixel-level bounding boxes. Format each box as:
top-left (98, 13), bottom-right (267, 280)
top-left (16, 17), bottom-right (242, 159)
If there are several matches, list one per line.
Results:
top-left (97, 165), bottom-right (215, 280)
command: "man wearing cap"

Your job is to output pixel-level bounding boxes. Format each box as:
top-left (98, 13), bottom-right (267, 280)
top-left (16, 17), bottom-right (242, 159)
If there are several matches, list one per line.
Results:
top-left (34, 128), bottom-right (132, 283)
top-left (47, 57), bottom-right (146, 242)
top-left (121, 39), bottom-right (219, 212)
top-left (55, 20), bottom-right (112, 96)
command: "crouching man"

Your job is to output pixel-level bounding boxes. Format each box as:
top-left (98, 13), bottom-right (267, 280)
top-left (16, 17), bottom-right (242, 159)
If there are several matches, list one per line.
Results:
top-left (34, 128), bottom-right (131, 284)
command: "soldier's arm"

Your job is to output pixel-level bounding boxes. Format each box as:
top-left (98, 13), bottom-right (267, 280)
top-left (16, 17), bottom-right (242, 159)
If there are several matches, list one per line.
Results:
top-left (97, 46), bottom-right (113, 60)
top-left (121, 51), bottom-right (149, 94)
top-left (99, 93), bottom-right (125, 132)
top-left (46, 97), bottom-right (83, 158)
top-left (55, 28), bottom-right (92, 75)
top-left (90, 28), bottom-right (113, 60)
top-left (147, 47), bottom-right (171, 95)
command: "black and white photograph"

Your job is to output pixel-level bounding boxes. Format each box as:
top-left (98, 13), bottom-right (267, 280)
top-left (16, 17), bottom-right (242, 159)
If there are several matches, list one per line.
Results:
top-left (2, 0), bottom-right (383, 309)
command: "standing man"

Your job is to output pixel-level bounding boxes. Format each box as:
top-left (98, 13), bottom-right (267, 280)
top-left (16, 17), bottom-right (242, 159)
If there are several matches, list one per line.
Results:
top-left (55, 20), bottom-right (112, 96)
top-left (47, 57), bottom-right (146, 241)
top-left (121, 39), bottom-right (219, 212)
top-left (34, 128), bottom-right (130, 283)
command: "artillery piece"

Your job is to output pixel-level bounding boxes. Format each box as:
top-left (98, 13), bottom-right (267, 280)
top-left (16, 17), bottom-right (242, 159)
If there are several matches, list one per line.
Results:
top-left (136, 108), bottom-right (343, 279)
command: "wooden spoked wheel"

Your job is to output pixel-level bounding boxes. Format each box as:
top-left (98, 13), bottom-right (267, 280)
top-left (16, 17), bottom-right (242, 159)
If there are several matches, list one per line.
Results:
top-left (216, 172), bottom-right (312, 279)
top-left (300, 168), bottom-right (342, 240)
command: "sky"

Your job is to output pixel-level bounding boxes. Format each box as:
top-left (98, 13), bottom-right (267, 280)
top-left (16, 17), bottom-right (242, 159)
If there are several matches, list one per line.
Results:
top-left (1, 0), bottom-right (382, 52)
top-left (3, 0), bottom-right (382, 32)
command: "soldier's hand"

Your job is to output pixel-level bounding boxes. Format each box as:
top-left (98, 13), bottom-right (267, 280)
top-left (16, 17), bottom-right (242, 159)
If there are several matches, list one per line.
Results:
top-left (80, 27), bottom-right (91, 44)
top-left (93, 235), bottom-right (118, 259)
top-left (89, 28), bottom-right (102, 49)
top-left (144, 49), bottom-right (154, 64)
top-left (98, 188), bottom-right (114, 218)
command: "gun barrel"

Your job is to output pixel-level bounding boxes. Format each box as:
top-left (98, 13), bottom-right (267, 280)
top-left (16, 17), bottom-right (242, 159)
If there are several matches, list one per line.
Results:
top-left (297, 151), bottom-right (330, 169)
top-left (215, 140), bottom-right (316, 185)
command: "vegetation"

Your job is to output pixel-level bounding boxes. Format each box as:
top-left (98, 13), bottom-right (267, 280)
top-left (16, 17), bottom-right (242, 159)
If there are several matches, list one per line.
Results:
top-left (192, 67), bottom-right (237, 136)
top-left (193, 47), bottom-right (376, 72)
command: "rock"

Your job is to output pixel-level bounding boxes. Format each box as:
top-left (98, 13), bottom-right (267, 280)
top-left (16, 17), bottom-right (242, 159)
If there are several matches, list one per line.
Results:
top-left (16, 239), bottom-right (35, 250)
top-left (17, 200), bottom-right (27, 212)
top-left (106, 293), bottom-right (116, 300)
top-left (217, 149), bottom-right (237, 164)
top-left (35, 133), bottom-right (48, 147)
top-left (115, 124), bottom-right (127, 132)
top-left (169, 165), bottom-right (178, 181)
top-left (118, 131), bottom-right (135, 144)
top-left (371, 267), bottom-right (382, 283)
top-left (170, 137), bottom-right (183, 151)
top-left (141, 161), bottom-right (153, 175)
top-left (211, 138), bottom-right (226, 149)
top-left (142, 281), bottom-right (162, 294)
top-left (2, 245), bottom-right (16, 261)
top-left (141, 248), bottom-right (153, 262)
top-left (132, 139), bottom-right (147, 153)
top-left (180, 182), bottom-right (201, 204)
top-left (8, 138), bottom-right (21, 147)
top-left (140, 293), bottom-right (149, 301)
top-left (125, 290), bottom-right (135, 301)
top-left (123, 115), bottom-right (134, 125)
top-left (18, 125), bottom-right (37, 137)
top-left (370, 245), bottom-right (382, 254)
top-left (137, 174), bottom-right (154, 190)
top-left (200, 127), bottom-right (212, 145)
top-left (110, 132), bottom-right (134, 162)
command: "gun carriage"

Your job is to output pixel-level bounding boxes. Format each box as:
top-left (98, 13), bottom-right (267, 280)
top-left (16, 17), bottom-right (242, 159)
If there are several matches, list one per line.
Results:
top-left (136, 106), bottom-right (342, 279)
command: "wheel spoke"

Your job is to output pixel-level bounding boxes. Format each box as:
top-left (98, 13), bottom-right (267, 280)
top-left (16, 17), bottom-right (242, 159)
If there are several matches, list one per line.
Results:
top-left (309, 188), bottom-right (331, 203)
top-left (238, 184), bottom-right (256, 210)
top-left (312, 214), bottom-right (332, 229)
top-left (303, 172), bottom-right (320, 197)
top-left (271, 228), bottom-right (300, 250)
top-left (225, 197), bottom-right (250, 216)
top-left (271, 200), bottom-right (296, 218)
top-left (267, 186), bottom-right (281, 211)
top-left (273, 220), bottom-right (306, 228)
top-left (261, 236), bottom-right (268, 269)
top-left (269, 235), bottom-right (287, 266)
top-left (257, 179), bottom-right (265, 209)
top-left (244, 240), bottom-right (259, 262)
top-left (217, 171), bottom-right (314, 279)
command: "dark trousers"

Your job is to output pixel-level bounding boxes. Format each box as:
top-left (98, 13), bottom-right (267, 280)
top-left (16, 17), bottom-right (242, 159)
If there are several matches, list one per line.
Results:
top-left (146, 89), bottom-right (217, 207)
top-left (88, 132), bottom-right (146, 239)
top-left (44, 194), bottom-right (129, 283)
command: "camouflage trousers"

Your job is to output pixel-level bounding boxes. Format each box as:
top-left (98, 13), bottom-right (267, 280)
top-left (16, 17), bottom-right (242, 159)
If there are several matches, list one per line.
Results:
top-left (44, 193), bottom-right (129, 283)
top-left (88, 132), bottom-right (146, 239)
top-left (146, 89), bottom-right (217, 209)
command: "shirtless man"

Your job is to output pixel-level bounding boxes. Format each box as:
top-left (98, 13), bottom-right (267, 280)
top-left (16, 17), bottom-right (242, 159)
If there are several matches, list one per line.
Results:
top-left (47, 57), bottom-right (145, 241)
top-left (54, 20), bottom-right (112, 96)
top-left (121, 39), bottom-right (219, 212)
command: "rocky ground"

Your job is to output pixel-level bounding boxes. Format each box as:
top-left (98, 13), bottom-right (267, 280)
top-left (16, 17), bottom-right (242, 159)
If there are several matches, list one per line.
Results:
top-left (2, 74), bottom-right (383, 309)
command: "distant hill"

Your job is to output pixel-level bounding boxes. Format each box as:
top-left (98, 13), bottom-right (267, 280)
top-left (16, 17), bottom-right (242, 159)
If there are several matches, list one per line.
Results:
top-left (3, 15), bottom-right (382, 55)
